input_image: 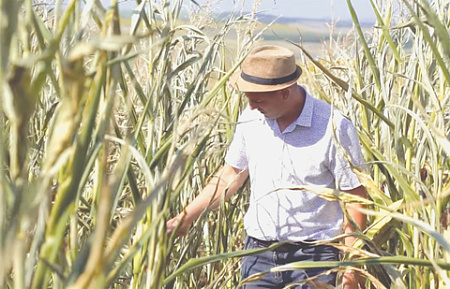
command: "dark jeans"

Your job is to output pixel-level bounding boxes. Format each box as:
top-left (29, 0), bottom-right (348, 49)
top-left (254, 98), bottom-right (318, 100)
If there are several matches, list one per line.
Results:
top-left (241, 236), bottom-right (339, 289)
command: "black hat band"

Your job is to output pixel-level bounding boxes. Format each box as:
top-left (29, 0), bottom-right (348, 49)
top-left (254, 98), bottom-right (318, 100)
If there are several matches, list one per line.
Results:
top-left (241, 70), bottom-right (298, 85)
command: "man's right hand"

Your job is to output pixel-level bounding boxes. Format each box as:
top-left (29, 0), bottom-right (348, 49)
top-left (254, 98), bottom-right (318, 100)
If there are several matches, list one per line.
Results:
top-left (167, 213), bottom-right (189, 237)
top-left (166, 165), bottom-right (248, 237)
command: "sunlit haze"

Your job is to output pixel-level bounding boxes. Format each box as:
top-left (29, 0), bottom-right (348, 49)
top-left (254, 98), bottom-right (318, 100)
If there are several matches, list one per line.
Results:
top-left (191, 0), bottom-right (377, 22)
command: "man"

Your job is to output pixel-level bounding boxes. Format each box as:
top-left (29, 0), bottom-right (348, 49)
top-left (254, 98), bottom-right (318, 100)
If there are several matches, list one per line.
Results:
top-left (167, 45), bottom-right (367, 288)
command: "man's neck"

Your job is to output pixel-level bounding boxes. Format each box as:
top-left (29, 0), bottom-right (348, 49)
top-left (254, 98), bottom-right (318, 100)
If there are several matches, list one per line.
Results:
top-left (276, 85), bottom-right (306, 132)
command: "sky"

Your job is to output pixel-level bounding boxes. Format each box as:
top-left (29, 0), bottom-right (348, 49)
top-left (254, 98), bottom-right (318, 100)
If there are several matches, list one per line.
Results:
top-left (109, 0), bottom-right (379, 22)
top-left (192, 0), bottom-right (377, 22)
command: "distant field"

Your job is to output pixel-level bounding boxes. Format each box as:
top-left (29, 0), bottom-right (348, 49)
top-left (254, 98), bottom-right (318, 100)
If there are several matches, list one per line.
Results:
top-left (255, 21), bottom-right (357, 56)
top-left (120, 11), bottom-right (365, 58)
top-left (201, 20), bottom-right (363, 58)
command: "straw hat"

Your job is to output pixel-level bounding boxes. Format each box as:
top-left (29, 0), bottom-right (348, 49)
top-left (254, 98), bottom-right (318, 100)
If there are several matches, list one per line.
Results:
top-left (231, 45), bottom-right (302, 92)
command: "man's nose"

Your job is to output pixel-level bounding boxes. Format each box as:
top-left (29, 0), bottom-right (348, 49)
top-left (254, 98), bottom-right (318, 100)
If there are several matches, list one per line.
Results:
top-left (249, 102), bottom-right (258, 110)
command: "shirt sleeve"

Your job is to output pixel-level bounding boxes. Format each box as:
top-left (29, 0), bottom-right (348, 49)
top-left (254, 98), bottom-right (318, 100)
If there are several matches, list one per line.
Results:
top-left (329, 114), bottom-right (365, 190)
top-left (224, 114), bottom-right (249, 170)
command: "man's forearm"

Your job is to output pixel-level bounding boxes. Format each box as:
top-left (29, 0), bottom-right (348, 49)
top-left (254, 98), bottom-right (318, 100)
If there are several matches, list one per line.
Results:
top-left (179, 176), bottom-right (234, 225)
top-left (343, 186), bottom-right (368, 246)
top-left (342, 186), bottom-right (368, 289)
top-left (167, 165), bottom-right (248, 235)
top-left (344, 203), bottom-right (366, 246)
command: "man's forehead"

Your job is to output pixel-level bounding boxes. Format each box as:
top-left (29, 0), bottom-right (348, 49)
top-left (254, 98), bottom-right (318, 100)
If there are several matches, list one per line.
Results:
top-left (245, 91), bottom-right (280, 98)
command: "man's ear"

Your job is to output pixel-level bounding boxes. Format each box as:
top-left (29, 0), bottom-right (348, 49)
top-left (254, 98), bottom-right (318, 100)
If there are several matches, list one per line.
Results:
top-left (281, 87), bottom-right (291, 99)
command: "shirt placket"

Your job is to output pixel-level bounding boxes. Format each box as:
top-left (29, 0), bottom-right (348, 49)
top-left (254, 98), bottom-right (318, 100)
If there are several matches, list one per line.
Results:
top-left (280, 133), bottom-right (288, 182)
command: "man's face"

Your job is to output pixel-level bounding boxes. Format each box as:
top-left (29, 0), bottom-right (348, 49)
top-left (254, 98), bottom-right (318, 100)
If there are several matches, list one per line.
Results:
top-left (245, 90), bottom-right (286, 119)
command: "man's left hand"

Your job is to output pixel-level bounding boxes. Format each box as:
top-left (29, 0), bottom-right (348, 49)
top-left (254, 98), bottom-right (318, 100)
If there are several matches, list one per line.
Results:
top-left (342, 271), bottom-right (365, 289)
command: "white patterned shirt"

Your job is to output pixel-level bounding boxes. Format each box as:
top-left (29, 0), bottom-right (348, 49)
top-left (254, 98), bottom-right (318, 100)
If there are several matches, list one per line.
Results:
top-left (225, 88), bottom-right (364, 241)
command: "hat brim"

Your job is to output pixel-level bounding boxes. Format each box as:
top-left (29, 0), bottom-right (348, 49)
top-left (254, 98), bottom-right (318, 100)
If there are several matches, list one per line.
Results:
top-left (230, 66), bottom-right (302, 92)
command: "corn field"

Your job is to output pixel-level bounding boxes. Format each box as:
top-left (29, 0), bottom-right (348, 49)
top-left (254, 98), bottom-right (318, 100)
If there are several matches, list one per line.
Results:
top-left (0, 0), bottom-right (449, 288)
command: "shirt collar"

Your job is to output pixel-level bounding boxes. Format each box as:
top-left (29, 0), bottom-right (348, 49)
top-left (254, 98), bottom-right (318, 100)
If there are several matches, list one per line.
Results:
top-left (270, 87), bottom-right (313, 134)
top-left (261, 87), bottom-right (314, 132)
top-left (295, 89), bottom-right (313, 128)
